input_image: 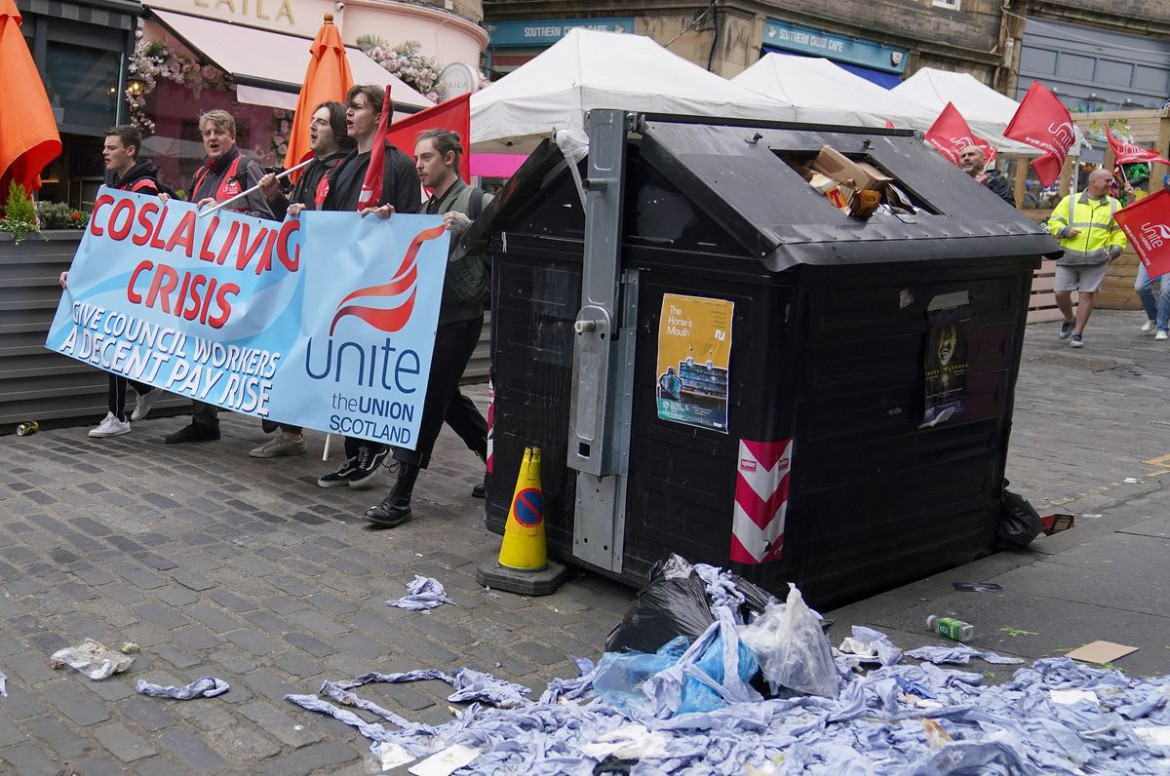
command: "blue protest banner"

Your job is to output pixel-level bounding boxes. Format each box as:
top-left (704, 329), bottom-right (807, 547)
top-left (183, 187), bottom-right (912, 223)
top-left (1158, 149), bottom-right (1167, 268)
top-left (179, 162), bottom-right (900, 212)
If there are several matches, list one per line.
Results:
top-left (46, 187), bottom-right (448, 449)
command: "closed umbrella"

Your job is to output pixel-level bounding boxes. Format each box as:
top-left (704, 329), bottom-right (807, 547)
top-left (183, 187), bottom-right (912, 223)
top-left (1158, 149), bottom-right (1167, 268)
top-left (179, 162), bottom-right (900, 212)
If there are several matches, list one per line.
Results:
top-left (282, 12), bottom-right (353, 174)
top-left (0, 0), bottom-right (60, 204)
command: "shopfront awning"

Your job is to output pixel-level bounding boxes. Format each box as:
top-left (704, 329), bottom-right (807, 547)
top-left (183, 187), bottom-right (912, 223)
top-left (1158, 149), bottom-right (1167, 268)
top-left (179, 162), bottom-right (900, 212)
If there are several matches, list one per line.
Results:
top-left (148, 9), bottom-right (433, 112)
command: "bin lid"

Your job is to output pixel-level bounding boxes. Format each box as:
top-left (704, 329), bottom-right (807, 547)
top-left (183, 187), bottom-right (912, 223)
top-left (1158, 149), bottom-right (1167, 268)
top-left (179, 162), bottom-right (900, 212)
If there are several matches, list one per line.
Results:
top-left (463, 115), bottom-right (1059, 271)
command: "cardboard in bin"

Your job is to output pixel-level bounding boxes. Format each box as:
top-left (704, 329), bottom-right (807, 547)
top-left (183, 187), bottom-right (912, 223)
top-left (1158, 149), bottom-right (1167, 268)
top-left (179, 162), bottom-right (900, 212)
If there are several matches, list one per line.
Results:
top-left (812, 146), bottom-right (893, 193)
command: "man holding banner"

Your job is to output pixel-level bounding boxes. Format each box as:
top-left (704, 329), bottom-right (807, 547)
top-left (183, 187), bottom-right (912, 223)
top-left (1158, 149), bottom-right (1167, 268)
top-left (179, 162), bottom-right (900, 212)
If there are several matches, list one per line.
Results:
top-left (1046, 168), bottom-right (1127, 348)
top-left (163, 109), bottom-right (274, 444)
top-left (315, 84), bottom-right (422, 489)
top-left (364, 128), bottom-right (491, 529)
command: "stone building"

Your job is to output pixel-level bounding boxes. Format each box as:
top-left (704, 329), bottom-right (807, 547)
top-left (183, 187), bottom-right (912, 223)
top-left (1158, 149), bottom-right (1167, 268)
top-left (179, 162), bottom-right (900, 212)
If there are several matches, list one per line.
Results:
top-left (482, 0), bottom-right (1170, 109)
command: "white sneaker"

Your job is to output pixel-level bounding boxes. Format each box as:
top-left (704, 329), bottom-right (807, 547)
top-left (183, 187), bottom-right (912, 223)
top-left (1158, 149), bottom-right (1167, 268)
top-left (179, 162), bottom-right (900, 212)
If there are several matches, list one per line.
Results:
top-left (89, 412), bottom-right (131, 438)
top-left (131, 387), bottom-right (164, 421)
top-left (1142, 320), bottom-right (1157, 333)
top-left (1156, 330), bottom-right (1168, 341)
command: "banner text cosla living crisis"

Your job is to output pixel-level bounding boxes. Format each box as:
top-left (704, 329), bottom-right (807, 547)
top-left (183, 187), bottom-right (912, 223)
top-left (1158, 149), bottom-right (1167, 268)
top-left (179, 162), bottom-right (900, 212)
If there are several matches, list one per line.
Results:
top-left (88, 193), bottom-right (302, 329)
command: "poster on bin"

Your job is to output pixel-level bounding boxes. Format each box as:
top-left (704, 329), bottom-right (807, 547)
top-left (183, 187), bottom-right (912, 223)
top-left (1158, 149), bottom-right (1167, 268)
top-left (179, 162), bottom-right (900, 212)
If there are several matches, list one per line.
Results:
top-left (655, 293), bottom-right (733, 433)
top-left (44, 187), bottom-right (448, 449)
top-left (922, 292), bottom-right (971, 427)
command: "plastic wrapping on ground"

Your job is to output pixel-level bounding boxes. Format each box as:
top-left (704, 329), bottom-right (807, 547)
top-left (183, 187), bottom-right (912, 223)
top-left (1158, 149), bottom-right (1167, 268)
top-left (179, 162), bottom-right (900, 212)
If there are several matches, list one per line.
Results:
top-left (0, 670), bottom-right (6, 697)
top-left (50, 638), bottom-right (134, 680)
top-left (386, 576), bottom-right (455, 611)
top-left (906, 644), bottom-right (1026, 666)
top-left (839, 625), bottom-right (904, 667)
top-left (740, 585), bottom-right (840, 698)
top-left (285, 562), bottom-right (1170, 774)
top-left (136, 676), bottom-right (230, 699)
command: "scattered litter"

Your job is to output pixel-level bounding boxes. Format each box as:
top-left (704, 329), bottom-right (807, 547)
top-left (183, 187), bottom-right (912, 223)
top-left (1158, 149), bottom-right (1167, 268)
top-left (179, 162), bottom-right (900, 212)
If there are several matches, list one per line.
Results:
top-left (366, 741), bottom-right (415, 772)
top-left (120, 642), bottom-right (140, 654)
top-left (999, 626), bottom-right (1038, 638)
top-left (136, 676), bottom-right (229, 699)
top-left (1082, 513), bottom-right (1103, 519)
top-left (51, 638), bottom-right (133, 680)
top-left (1066, 641), bottom-right (1140, 665)
top-left (1125, 477), bottom-right (1140, 484)
top-left (1050, 689), bottom-right (1098, 706)
top-left (0, 670), bottom-right (6, 697)
top-left (952, 582), bottom-right (1002, 592)
top-left (578, 724), bottom-right (673, 760)
top-left (407, 743), bottom-right (480, 776)
top-left (921, 717), bottom-right (952, 748)
top-left (1039, 513), bottom-right (1075, 535)
top-left (1134, 726), bottom-right (1170, 746)
top-left (387, 576), bottom-right (455, 611)
top-left (906, 644), bottom-right (1025, 666)
top-left (837, 626), bottom-right (902, 666)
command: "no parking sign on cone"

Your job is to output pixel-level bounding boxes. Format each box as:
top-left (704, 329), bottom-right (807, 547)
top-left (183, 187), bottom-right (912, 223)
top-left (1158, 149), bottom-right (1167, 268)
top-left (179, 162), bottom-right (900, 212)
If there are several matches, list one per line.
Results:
top-left (476, 446), bottom-right (570, 595)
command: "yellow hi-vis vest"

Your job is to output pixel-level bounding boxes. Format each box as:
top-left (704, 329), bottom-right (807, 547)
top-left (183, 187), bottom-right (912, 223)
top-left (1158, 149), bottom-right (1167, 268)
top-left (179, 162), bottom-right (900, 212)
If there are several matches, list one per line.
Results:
top-left (1046, 192), bottom-right (1127, 265)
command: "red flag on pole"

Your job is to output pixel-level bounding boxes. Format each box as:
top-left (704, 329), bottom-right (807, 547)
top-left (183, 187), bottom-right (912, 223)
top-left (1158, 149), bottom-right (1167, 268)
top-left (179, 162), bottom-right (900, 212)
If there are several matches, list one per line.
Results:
top-left (356, 85), bottom-right (392, 211)
top-left (924, 103), bottom-right (982, 166)
top-left (1004, 81), bottom-right (1077, 187)
top-left (1114, 189), bottom-right (1170, 278)
top-left (386, 93), bottom-right (472, 184)
top-left (1106, 124), bottom-right (1170, 167)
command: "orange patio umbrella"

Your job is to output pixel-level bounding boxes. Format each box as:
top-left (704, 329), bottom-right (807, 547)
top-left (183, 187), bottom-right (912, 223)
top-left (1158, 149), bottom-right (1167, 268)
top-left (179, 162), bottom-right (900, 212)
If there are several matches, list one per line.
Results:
top-left (0, 0), bottom-right (61, 205)
top-left (282, 13), bottom-right (354, 175)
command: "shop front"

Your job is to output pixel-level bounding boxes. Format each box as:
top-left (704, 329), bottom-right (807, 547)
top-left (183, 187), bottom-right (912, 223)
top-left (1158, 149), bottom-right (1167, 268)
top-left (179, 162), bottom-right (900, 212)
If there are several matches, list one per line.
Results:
top-left (761, 18), bottom-right (907, 89)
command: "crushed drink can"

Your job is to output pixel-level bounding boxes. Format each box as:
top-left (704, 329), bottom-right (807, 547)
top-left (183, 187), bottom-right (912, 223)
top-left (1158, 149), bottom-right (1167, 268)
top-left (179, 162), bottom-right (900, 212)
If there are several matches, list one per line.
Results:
top-left (16, 420), bottom-right (39, 436)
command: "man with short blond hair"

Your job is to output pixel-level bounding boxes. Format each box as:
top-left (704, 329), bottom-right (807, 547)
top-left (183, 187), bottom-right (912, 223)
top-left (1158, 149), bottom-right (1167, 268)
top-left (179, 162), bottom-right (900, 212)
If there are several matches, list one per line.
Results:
top-left (163, 109), bottom-right (274, 444)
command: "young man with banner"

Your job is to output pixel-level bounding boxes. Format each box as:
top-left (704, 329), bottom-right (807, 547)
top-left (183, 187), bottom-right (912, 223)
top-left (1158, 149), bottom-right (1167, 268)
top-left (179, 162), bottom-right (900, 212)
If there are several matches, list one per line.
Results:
top-left (364, 128), bottom-right (492, 529)
top-left (315, 84), bottom-right (423, 489)
top-left (58, 125), bottom-right (166, 437)
top-left (1046, 168), bottom-right (1127, 348)
top-left (162, 109), bottom-right (274, 444)
top-left (249, 101), bottom-right (354, 458)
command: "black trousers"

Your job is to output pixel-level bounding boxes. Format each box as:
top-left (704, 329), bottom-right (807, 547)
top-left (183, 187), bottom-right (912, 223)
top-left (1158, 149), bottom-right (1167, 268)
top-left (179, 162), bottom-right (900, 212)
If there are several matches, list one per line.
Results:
top-left (108, 375), bottom-right (151, 422)
top-left (394, 315), bottom-right (487, 470)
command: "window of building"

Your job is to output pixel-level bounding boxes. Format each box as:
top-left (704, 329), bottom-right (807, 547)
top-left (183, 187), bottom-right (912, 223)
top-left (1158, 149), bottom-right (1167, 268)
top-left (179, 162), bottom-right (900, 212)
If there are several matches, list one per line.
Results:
top-left (932, 0), bottom-right (961, 9)
top-left (44, 42), bottom-right (120, 132)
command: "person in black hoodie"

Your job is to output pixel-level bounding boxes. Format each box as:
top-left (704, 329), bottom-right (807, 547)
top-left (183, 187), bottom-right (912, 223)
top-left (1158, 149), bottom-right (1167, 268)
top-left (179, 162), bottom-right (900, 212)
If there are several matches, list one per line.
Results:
top-left (314, 84), bottom-right (422, 490)
top-left (58, 125), bottom-right (167, 438)
top-left (248, 101), bottom-right (354, 459)
top-left (162, 109), bottom-right (274, 444)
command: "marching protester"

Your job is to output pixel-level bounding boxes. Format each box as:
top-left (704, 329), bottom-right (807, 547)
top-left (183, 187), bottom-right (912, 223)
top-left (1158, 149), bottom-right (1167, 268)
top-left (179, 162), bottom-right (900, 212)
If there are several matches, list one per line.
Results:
top-left (364, 129), bottom-right (491, 528)
top-left (249, 100), bottom-right (354, 459)
top-left (161, 110), bottom-right (275, 444)
top-left (315, 84), bottom-right (422, 489)
top-left (58, 125), bottom-right (166, 437)
top-left (1047, 167), bottom-right (1127, 349)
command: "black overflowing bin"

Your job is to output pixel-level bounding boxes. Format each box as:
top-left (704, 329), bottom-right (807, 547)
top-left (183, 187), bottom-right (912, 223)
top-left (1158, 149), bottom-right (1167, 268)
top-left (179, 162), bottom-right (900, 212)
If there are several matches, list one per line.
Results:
top-left (469, 111), bottom-right (1057, 609)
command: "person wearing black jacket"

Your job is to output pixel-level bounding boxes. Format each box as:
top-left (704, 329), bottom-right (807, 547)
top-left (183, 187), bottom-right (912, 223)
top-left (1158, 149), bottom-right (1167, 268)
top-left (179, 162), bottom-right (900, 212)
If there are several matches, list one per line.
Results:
top-left (59, 125), bottom-right (168, 438)
top-left (163, 109), bottom-right (274, 444)
top-left (315, 84), bottom-right (423, 489)
top-left (958, 145), bottom-right (1015, 207)
top-left (249, 101), bottom-right (354, 459)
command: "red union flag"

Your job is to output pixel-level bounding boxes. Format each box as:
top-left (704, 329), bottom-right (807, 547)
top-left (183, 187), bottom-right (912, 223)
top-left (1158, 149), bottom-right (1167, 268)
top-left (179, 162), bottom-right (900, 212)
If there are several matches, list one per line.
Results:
top-left (387, 93), bottom-right (472, 184)
top-left (924, 103), bottom-right (982, 166)
top-left (1114, 190), bottom-right (1170, 278)
top-left (1004, 81), bottom-right (1076, 187)
top-left (1106, 124), bottom-right (1170, 167)
top-left (356, 85), bottom-right (393, 212)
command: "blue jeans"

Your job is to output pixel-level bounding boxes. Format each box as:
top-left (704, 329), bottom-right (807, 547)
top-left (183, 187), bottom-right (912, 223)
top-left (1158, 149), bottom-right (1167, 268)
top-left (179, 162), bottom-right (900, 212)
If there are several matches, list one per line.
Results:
top-left (1135, 263), bottom-right (1170, 331)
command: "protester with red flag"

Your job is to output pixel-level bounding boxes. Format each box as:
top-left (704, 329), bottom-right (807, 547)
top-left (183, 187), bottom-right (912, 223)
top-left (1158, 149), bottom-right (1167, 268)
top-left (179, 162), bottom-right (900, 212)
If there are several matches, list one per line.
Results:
top-left (1106, 124), bottom-right (1170, 169)
top-left (1005, 81), bottom-right (1077, 188)
top-left (315, 84), bottom-right (422, 489)
top-left (1115, 188), bottom-right (1170, 340)
top-left (1046, 168), bottom-right (1127, 348)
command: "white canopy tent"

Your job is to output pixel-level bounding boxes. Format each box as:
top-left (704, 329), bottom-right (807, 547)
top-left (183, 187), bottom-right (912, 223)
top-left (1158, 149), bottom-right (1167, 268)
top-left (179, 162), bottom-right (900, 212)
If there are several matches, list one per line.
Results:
top-left (732, 54), bottom-right (937, 130)
top-left (891, 68), bottom-right (1039, 155)
top-left (470, 28), bottom-right (798, 153)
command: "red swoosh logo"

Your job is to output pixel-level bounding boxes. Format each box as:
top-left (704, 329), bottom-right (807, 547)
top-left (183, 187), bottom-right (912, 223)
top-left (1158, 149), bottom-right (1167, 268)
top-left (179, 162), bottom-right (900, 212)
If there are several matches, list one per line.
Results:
top-left (330, 225), bottom-right (446, 335)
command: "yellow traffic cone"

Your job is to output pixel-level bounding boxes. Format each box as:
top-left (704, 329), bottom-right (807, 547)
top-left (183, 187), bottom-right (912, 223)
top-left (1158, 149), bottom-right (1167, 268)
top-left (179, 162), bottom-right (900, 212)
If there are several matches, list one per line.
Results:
top-left (498, 447), bottom-right (547, 571)
top-left (476, 446), bottom-right (570, 596)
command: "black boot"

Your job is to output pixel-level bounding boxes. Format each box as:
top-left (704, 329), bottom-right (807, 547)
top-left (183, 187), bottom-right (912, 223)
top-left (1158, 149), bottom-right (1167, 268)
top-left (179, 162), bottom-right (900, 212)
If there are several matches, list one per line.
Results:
top-left (364, 463), bottom-right (419, 528)
top-left (472, 445), bottom-right (487, 499)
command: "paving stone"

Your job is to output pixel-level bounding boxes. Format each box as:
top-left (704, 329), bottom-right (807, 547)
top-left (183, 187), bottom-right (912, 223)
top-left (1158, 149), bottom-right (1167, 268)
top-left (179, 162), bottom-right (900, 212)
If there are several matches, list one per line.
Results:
top-left (238, 702), bottom-right (323, 749)
top-left (511, 639), bottom-right (571, 666)
top-left (92, 723), bottom-right (157, 762)
top-left (154, 730), bottom-right (229, 773)
top-left (0, 712), bottom-right (30, 747)
top-left (40, 680), bottom-right (111, 725)
top-left (171, 570), bottom-right (216, 591)
top-left (223, 629), bottom-right (282, 656)
top-left (283, 633), bottom-right (337, 658)
top-left (262, 741), bottom-right (362, 776)
top-left (186, 604), bottom-right (241, 633)
top-left (0, 744), bottom-right (61, 776)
